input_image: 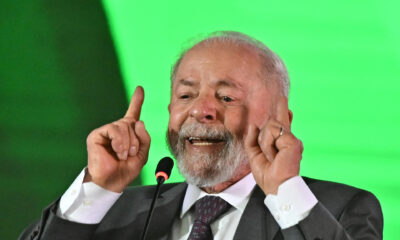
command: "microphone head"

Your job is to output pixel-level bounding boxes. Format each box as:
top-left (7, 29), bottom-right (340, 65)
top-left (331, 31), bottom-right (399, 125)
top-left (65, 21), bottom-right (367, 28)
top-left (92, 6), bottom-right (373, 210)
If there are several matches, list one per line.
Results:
top-left (155, 157), bottom-right (174, 182)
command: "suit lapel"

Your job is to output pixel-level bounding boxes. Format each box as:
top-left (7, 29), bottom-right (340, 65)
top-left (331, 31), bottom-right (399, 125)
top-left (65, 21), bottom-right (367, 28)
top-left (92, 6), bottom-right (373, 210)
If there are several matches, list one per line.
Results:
top-left (233, 186), bottom-right (281, 240)
top-left (146, 183), bottom-right (188, 240)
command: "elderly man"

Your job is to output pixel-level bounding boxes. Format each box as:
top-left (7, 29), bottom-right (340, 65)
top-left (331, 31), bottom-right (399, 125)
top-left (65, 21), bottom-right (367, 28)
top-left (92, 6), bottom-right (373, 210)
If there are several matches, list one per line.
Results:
top-left (20, 31), bottom-right (383, 240)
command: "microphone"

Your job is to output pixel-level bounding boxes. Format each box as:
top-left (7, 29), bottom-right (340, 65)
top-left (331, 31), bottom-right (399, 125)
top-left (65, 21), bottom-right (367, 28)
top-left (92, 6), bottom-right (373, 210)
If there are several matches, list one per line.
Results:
top-left (141, 157), bottom-right (174, 240)
top-left (155, 156), bottom-right (174, 184)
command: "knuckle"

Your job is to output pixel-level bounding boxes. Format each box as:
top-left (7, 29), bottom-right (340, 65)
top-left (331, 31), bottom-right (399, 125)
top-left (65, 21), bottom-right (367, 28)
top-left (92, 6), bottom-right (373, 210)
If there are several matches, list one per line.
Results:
top-left (86, 130), bottom-right (95, 141)
top-left (111, 121), bottom-right (120, 126)
top-left (113, 120), bottom-right (126, 129)
top-left (122, 116), bottom-right (136, 123)
top-left (262, 141), bottom-right (271, 152)
top-left (86, 134), bottom-right (93, 145)
top-left (108, 123), bottom-right (119, 134)
top-left (113, 122), bottom-right (129, 135)
top-left (111, 137), bottom-right (121, 146)
top-left (257, 134), bottom-right (263, 144)
top-left (286, 134), bottom-right (296, 144)
top-left (122, 120), bottom-right (133, 129)
top-left (267, 118), bottom-right (277, 126)
top-left (298, 140), bottom-right (304, 153)
top-left (86, 128), bottom-right (101, 145)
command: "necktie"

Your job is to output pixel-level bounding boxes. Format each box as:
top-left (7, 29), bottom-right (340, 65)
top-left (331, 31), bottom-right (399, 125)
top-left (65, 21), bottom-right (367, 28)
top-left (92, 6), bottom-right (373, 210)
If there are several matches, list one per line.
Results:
top-left (187, 196), bottom-right (231, 240)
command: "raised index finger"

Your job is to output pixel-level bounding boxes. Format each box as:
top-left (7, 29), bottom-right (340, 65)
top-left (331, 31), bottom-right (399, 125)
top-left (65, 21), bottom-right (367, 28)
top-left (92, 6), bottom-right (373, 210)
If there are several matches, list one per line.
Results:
top-left (124, 86), bottom-right (144, 120)
top-left (275, 96), bottom-right (290, 130)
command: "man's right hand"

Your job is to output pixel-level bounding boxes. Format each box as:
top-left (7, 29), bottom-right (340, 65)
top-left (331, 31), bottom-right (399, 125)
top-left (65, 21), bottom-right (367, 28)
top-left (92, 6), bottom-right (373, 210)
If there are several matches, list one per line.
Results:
top-left (84, 86), bottom-right (151, 193)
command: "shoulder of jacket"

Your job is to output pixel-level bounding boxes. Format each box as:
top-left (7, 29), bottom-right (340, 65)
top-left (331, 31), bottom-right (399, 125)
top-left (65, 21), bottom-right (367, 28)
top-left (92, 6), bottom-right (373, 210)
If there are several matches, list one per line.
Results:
top-left (302, 176), bottom-right (380, 216)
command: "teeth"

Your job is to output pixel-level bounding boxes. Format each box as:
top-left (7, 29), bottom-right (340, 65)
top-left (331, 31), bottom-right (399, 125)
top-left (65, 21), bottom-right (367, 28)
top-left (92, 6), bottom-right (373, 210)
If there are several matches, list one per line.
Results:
top-left (192, 142), bottom-right (213, 146)
top-left (188, 137), bottom-right (223, 145)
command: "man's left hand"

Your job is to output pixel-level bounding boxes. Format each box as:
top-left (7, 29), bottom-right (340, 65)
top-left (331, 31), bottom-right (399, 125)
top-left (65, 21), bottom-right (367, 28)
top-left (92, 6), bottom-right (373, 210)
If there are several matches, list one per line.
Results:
top-left (244, 97), bottom-right (303, 195)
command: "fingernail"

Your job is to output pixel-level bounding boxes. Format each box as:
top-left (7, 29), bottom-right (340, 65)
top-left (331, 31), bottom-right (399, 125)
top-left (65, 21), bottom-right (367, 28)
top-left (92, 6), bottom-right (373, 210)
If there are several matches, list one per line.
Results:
top-left (122, 150), bottom-right (128, 160)
top-left (129, 146), bottom-right (137, 156)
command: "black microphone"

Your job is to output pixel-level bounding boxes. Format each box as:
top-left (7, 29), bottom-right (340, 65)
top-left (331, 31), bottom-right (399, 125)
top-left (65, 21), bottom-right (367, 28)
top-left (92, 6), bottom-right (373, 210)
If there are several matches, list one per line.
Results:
top-left (141, 157), bottom-right (174, 240)
top-left (155, 156), bottom-right (174, 184)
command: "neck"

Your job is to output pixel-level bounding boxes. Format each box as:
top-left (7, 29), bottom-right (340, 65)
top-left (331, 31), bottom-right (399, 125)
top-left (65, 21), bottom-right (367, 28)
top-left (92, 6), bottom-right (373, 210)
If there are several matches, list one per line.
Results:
top-left (201, 164), bottom-right (251, 193)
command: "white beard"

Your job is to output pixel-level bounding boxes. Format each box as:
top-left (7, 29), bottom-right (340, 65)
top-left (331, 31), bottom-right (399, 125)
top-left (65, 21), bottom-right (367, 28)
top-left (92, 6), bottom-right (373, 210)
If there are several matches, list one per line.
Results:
top-left (168, 122), bottom-right (248, 187)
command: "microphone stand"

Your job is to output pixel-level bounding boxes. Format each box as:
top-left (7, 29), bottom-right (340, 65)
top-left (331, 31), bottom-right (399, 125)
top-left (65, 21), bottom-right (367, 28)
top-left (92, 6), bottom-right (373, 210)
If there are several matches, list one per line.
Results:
top-left (140, 177), bottom-right (165, 240)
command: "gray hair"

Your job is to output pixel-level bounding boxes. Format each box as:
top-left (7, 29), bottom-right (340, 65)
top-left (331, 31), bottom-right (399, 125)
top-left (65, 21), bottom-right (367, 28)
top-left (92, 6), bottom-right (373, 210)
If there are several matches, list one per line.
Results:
top-left (170, 31), bottom-right (290, 97)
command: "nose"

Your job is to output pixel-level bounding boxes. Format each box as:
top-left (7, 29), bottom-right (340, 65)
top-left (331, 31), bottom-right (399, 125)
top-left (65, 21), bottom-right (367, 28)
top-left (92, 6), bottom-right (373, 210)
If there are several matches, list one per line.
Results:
top-left (189, 95), bottom-right (217, 123)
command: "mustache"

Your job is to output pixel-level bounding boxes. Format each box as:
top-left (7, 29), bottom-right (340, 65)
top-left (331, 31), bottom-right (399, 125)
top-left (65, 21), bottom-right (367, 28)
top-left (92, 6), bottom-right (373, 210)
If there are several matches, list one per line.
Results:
top-left (177, 122), bottom-right (233, 141)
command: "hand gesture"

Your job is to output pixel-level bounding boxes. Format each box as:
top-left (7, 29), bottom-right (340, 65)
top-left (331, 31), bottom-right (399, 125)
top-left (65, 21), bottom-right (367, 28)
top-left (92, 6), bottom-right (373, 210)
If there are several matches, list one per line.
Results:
top-left (85, 86), bottom-right (151, 192)
top-left (244, 97), bottom-right (303, 195)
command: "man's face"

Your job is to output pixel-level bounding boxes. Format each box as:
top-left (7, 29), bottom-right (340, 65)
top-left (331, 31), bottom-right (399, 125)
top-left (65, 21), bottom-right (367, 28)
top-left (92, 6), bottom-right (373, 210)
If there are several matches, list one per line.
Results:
top-left (167, 42), bottom-right (278, 186)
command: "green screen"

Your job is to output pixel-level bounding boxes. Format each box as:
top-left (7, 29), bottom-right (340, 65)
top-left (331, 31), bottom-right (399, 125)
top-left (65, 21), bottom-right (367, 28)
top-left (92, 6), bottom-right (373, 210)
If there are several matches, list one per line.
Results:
top-left (102, 0), bottom-right (400, 238)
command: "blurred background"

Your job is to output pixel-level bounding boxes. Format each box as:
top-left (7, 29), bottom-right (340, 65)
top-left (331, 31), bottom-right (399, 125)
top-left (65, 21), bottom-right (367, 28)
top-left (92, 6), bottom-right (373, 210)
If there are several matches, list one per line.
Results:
top-left (0, 0), bottom-right (399, 238)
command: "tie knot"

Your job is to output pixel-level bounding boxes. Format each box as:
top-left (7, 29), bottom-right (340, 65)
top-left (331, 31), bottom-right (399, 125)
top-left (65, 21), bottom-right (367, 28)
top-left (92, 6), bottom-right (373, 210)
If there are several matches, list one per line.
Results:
top-left (194, 196), bottom-right (231, 224)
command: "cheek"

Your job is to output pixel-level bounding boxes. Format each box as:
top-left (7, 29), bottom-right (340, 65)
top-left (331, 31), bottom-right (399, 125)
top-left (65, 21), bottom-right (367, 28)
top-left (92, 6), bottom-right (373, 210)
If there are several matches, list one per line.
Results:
top-left (249, 110), bottom-right (268, 127)
top-left (224, 108), bottom-right (248, 137)
top-left (168, 105), bottom-right (188, 132)
top-left (246, 94), bottom-right (273, 128)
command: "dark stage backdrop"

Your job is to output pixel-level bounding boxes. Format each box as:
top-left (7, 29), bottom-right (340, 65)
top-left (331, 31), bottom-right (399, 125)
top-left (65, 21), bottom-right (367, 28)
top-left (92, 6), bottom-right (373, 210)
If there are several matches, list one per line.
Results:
top-left (1, 0), bottom-right (399, 239)
top-left (0, 1), bottom-right (139, 239)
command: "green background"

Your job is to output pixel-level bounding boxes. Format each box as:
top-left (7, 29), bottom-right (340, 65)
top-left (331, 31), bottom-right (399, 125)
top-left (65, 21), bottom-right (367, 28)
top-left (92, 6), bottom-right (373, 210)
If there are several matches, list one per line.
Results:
top-left (1, 0), bottom-right (399, 238)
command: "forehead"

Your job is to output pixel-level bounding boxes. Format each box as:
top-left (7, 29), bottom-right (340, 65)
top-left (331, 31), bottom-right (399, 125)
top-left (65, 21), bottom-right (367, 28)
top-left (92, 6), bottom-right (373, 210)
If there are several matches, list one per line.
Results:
top-left (173, 42), bottom-right (264, 88)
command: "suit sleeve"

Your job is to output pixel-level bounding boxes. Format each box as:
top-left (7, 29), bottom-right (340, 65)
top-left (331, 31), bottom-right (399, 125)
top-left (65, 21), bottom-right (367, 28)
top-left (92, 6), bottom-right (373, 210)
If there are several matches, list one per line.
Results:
top-left (292, 190), bottom-right (383, 240)
top-left (18, 200), bottom-right (98, 240)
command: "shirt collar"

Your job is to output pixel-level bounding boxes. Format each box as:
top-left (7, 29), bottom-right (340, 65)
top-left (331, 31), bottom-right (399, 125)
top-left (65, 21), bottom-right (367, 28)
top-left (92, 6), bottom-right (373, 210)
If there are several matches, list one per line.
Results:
top-left (180, 173), bottom-right (256, 218)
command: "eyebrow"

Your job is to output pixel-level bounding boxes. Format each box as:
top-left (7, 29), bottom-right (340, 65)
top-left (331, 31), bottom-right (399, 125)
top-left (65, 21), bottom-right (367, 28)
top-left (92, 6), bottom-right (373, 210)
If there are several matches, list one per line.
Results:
top-left (214, 79), bottom-right (242, 89)
top-left (176, 79), bottom-right (197, 87)
top-left (176, 78), bottom-right (242, 89)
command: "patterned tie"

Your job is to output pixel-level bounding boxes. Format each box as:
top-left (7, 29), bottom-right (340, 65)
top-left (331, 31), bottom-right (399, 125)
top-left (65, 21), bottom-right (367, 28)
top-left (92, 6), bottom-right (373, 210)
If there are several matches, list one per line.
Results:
top-left (187, 196), bottom-right (231, 240)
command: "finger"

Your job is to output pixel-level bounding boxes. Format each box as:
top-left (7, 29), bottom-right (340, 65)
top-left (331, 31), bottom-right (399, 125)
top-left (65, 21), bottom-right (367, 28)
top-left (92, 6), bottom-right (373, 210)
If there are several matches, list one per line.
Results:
top-left (97, 123), bottom-right (128, 160)
top-left (244, 124), bottom-right (271, 180)
top-left (244, 124), bottom-right (262, 160)
top-left (274, 133), bottom-right (303, 175)
top-left (275, 96), bottom-right (290, 130)
top-left (111, 122), bottom-right (131, 160)
top-left (124, 86), bottom-right (144, 120)
top-left (275, 132), bottom-right (303, 154)
top-left (258, 121), bottom-right (280, 161)
top-left (134, 121), bottom-right (151, 160)
top-left (127, 124), bottom-right (139, 157)
top-left (120, 118), bottom-right (139, 157)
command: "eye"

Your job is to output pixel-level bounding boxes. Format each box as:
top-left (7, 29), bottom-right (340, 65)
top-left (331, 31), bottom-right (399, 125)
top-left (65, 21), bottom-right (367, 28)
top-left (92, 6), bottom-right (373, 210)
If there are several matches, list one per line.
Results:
top-left (179, 94), bottom-right (190, 99)
top-left (222, 96), bottom-right (233, 102)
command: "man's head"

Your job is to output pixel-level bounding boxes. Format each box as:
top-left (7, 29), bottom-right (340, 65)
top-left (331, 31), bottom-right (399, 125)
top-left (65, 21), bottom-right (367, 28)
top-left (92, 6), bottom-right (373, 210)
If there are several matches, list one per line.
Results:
top-left (167, 31), bottom-right (291, 187)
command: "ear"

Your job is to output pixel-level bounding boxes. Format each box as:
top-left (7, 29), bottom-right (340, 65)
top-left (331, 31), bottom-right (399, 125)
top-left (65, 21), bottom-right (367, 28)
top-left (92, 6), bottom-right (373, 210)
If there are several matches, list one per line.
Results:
top-left (288, 109), bottom-right (293, 128)
top-left (168, 103), bottom-right (171, 113)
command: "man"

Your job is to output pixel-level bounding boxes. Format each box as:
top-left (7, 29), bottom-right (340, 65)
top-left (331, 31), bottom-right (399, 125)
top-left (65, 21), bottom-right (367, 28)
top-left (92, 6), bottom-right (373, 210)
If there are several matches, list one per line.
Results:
top-left (20, 31), bottom-right (383, 240)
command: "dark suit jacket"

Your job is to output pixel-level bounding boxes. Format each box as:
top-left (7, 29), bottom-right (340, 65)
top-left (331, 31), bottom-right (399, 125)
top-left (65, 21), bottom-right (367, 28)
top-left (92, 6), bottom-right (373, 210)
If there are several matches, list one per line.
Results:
top-left (19, 177), bottom-right (383, 240)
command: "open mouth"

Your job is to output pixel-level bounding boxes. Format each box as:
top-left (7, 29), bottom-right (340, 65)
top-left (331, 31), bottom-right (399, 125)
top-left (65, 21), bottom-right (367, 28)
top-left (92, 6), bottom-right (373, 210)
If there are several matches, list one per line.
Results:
top-left (187, 137), bottom-right (224, 146)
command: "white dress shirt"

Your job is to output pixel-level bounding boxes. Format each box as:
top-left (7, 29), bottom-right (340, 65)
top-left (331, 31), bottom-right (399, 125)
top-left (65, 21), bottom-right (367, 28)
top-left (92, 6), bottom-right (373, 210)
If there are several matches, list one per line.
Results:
top-left (170, 173), bottom-right (256, 239)
top-left (57, 169), bottom-right (317, 238)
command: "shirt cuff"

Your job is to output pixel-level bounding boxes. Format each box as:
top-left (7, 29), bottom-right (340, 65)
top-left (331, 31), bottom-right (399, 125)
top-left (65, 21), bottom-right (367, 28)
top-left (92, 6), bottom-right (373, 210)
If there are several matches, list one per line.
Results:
top-left (264, 176), bottom-right (318, 229)
top-left (57, 168), bottom-right (122, 224)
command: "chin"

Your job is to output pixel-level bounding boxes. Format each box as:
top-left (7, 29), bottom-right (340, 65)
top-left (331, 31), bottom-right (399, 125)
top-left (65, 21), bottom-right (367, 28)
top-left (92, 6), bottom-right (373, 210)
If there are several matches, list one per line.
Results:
top-left (176, 146), bottom-right (248, 188)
